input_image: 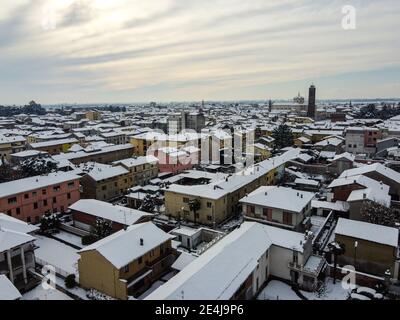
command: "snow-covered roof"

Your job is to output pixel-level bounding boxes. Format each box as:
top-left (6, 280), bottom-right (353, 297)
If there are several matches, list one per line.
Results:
top-left (240, 186), bottom-right (315, 213)
top-left (0, 275), bottom-right (21, 300)
top-left (69, 200), bottom-right (152, 225)
top-left (311, 200), bottom-right (349, 212)
top-left (0, 213), bottom-right (39, 234)
top-left (0, 172), bottom-right (80, 198)
top-left (113, 156), bottom-right (159, 168)
top-left (30, 138), bottom-right (78, 148)
top-left (10, 150), bottom-right (48, 158)
top-left (79, 222), bottom-right (174, 269)
top-left (331, 152), bottom-right (355, 163)
top-left (146, 222), bottom-right (305, 300)
top-left (294, 178), bottom-right (319, 186)
top-left (164, 149), bottom-right (301, 200)
top-left (171, 252), bottom-right (197, 271)
top-left (339, 163), bottom-right (400, 185)
top-left (0, 229), bottom-right (36, 252)
top-left (335, 218), bottom-right (399, 247)
top-left (82, 163), bottom-right (129, 181)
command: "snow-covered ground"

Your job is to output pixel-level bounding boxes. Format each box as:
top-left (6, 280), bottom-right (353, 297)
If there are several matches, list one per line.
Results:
top-left (301, 278), bottom-right (352, 300)
top-left (257, 278), bottom-right (352, 301)
top-left (22, 285), bottom-right (72, 301)
top-left (257, 281), bottom-right (301, 300)
top-left (35, 235), bottom-right (80, 276)
top-left (52, 231), bottom-right (85, 249)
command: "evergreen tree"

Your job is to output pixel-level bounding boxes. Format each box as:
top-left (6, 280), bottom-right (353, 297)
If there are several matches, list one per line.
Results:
top-left (20, 157), bottom-right (57, 178)
top-left (92, 218), bottom-right (113, 240)
top-left (361, 201), bottom-right (399, 227)
top-left (188, 199), bottom-right (201, 224)
top-left (272, 124), bottom-right (294, 150)
top-left (40, 213), bottom-right (60, 235)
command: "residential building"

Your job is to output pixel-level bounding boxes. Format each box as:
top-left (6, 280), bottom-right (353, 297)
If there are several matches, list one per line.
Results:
top-left (0, 135), bottom-right (26, 161)
top-left (240, 186), bottom-right (315, 232)
top-left (334, 218), bottom-right (399, 278)
top-left (52, 143), bottom-right (134, 165)
top-left (80, 163), bottom-right (132, 201)
top-left (163, 150), bottom-right (300, 226)
top-left (78, 222), bottom-right (175, 299)
top-left (146, 222), bottom-right (325, 300)
top-left (0, 215), bottom-right (39, 292)
top-left (29, 138), bottom-right (79, 155)
top-left (69, 199), bottom-right (153, 233)
top-left (113, 156), bottom-right (159, 186)
top-left (0, 172), bottom-right (81, 223)
top-left (345, 127), bottom-right (382, 155)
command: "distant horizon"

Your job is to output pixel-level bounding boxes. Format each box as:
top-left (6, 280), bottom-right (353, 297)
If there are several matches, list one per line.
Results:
top-left (2, 97), bottom-right (400, 108)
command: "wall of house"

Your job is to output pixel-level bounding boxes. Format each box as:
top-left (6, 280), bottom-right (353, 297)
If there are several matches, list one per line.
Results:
top-left (81, 173), bottom-right (132, 201)
top-left (0, 179), bottom-right (80, 223)
top-left (269, 245), bottom-right (305, 281)
top-left (335, 234), bottom-right (397, 277)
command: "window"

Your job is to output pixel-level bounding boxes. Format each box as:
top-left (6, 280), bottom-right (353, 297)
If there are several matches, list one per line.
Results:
top-left (207, 202), bottom-right (212, 208)
top-left (263, 208), bottom-right (272, 221)
top-left (183, 197), bottom-right (189, 203)
top-left (247, 205), bottom-right (255, 215)
top-left (68, 182), bottom-right (75, 188)
top-left (7, 210), bottom-right (12, 216)
top-left (16, 208), bottom-right (20, 215)
top-left (44, 199), bottom-right (48, 206)
top-left (24, 194), bottom-right (29, 199)
top-left (102, 185), bottom-right (107, 191)
top-left (53, 197), bottom-right (57, 204)
top-left (283, 212), bottom-right (292, 225)
top-left (138, 257), bottom-right (143, 264)
top-left (32, 191), bottom-right (37, 197)
top-left (207, 215), bottom-right (213, 221)
top-left (8, 197), bottom-right (17, 204)
top-left (33, 202), bottom-right (38, 209)
top-left (42, 189), bottom-right (47, 195)
top-left (123, 265), bottom-right (129, 273)
top-left (53, 185), bottom-right (61, 192)
top-left (67, 193), bottom-right (71, 200)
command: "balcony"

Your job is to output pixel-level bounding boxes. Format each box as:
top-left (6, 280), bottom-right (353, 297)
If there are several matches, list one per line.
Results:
top-left (288, 255), bottom-right (326, 277)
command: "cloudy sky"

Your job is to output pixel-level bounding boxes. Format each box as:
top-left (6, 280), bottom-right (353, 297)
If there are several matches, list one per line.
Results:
top-left (0, 0), bottom-right (399, 105)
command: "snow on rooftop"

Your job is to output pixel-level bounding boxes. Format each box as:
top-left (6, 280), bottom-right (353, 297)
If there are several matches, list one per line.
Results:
top-left (294, 178), bottom-right (319, 186)
top-left (113, 155), bottom-right (159, 168)
top-left (69, 199), bottom-right (152, 225)
top-left (335, 218), bottom-right (399, 247)
top-left (164, 149), bottom-right (301, 200)
top-left (79, 222), bottom-right (174, 269)
top-left (0, 275), bottom-right (21, 300)
top-left (0, 228), bottom-right (36, 252)
top-left (171, 252), bottom-right (197, 271)
top-left (311, 200), bottom-right (349, 212)
top-left (0, 172), bottom-right (80, 198)
top-left (0, 213), bottom-right (39, 234)
top-left (30, 138), bottom-right (78, 148)
top-left (81, 162), bottom-right (129, 181)
top-left (146, 222), bottom-right (305, 300)
top-left (240, 186), bottom-right (315, 213)
top-left (339, 163), bottom-right (400, 184)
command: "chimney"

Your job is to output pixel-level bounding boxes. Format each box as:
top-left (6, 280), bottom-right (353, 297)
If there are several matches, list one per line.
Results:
top-left (140, 238), bottom-right (144, 246)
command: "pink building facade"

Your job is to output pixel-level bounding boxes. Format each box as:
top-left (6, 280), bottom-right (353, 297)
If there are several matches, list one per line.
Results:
top-left (154, 147), bottom-right (199, 174)
top-left (0, 172), bottom-right (81, 224)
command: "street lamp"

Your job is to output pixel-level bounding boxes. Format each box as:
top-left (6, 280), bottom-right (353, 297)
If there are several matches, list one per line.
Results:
top-left (354, 241), bottom-right (358, 268)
